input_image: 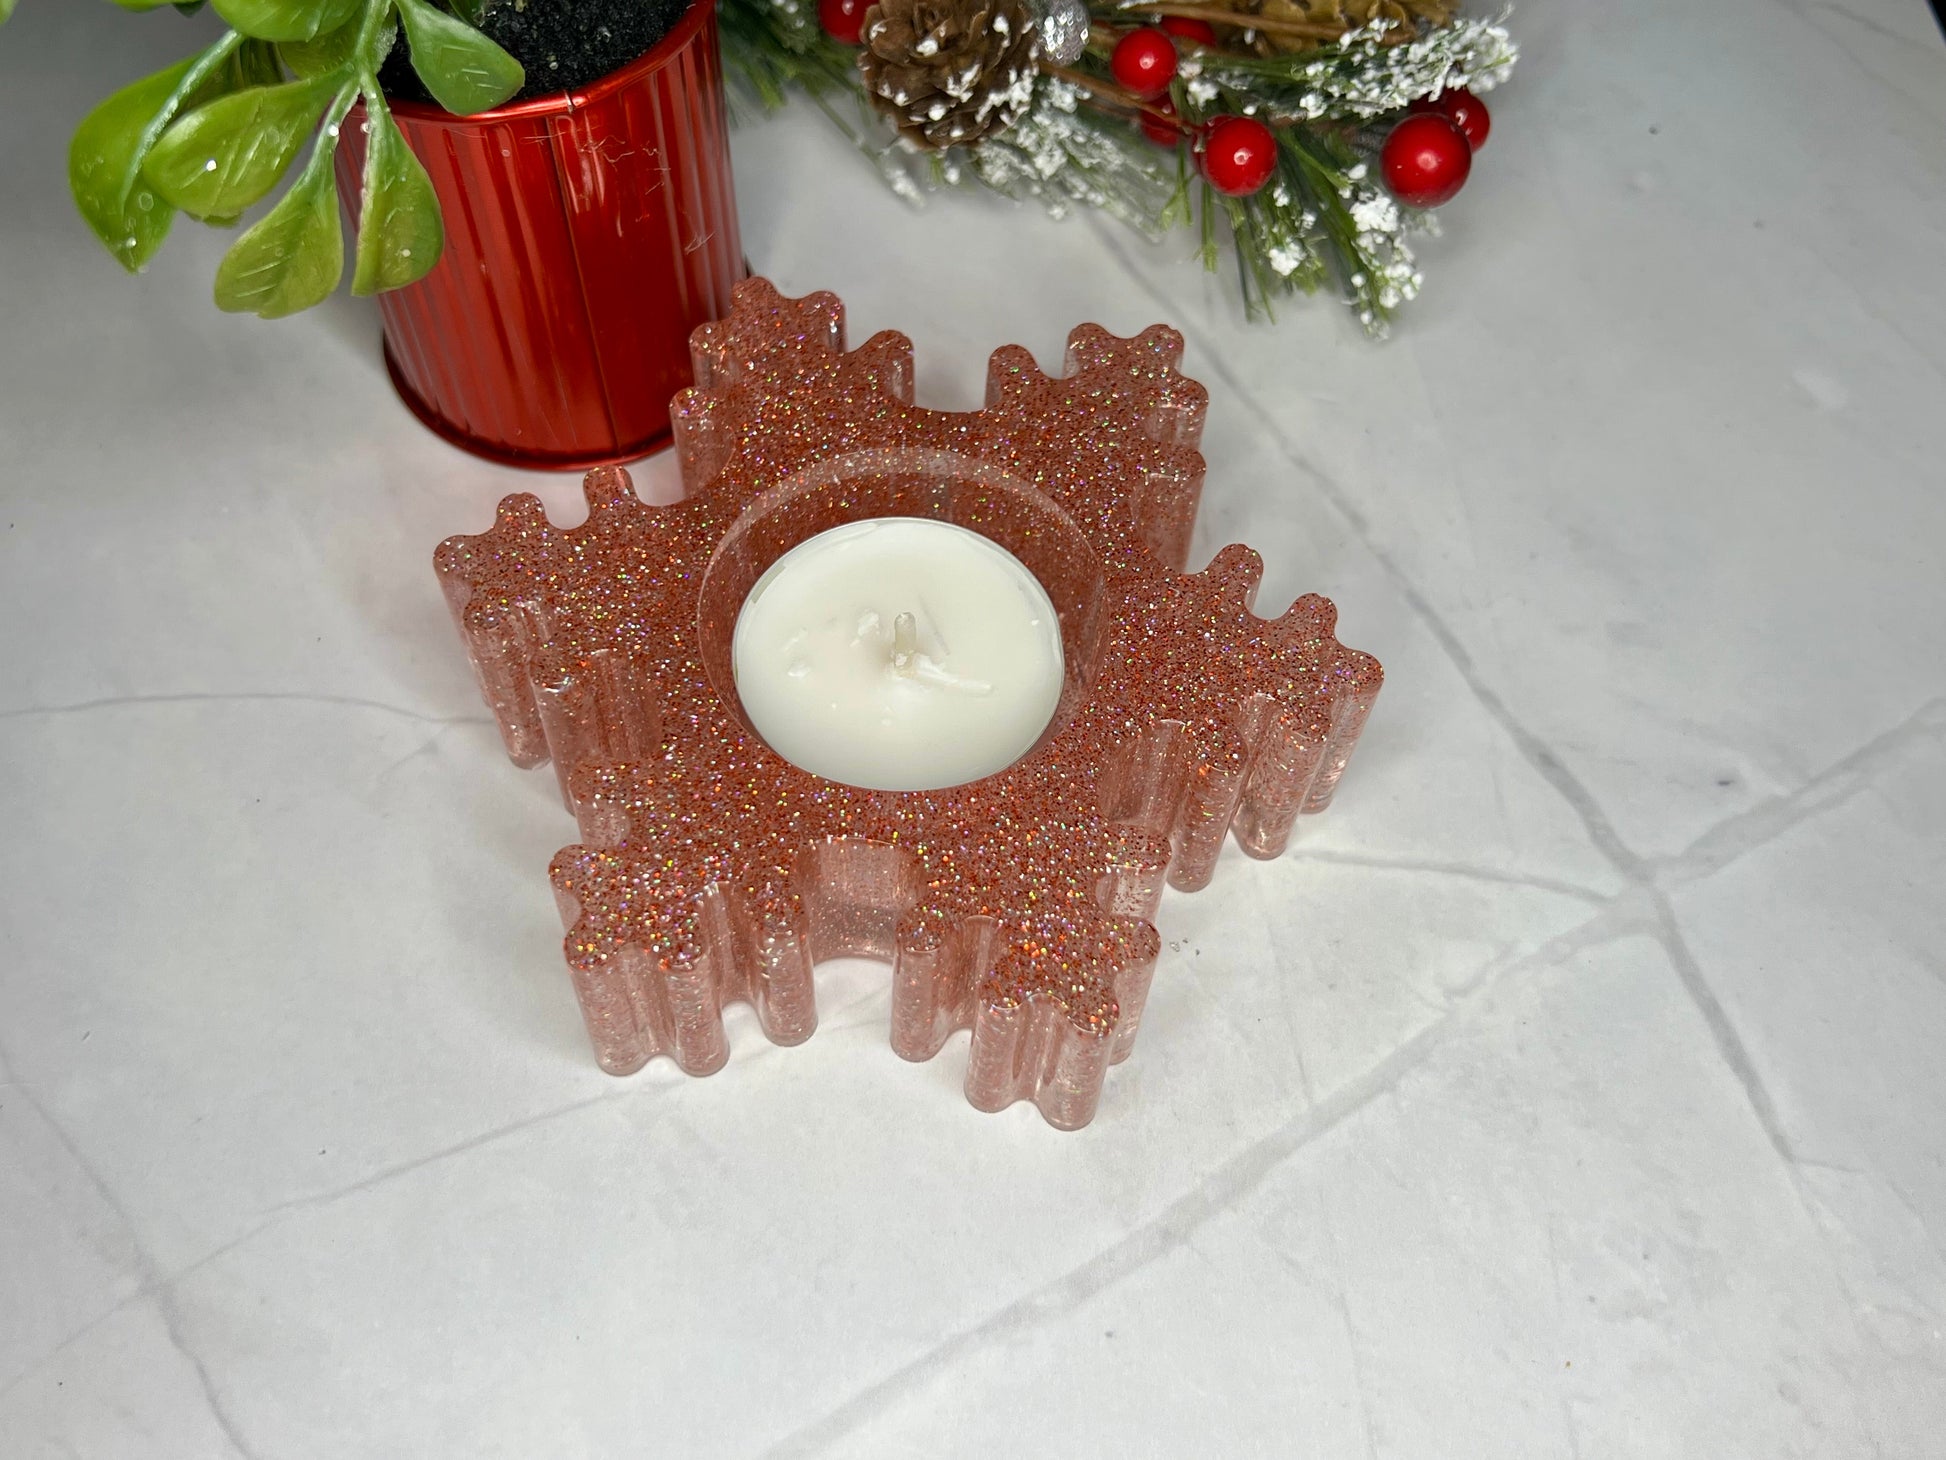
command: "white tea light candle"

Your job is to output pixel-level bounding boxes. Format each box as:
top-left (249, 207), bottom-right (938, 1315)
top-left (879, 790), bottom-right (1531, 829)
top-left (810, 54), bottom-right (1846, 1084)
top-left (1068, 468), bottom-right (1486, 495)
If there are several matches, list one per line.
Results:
top-left (731, 518), bottom-right (1064, 791)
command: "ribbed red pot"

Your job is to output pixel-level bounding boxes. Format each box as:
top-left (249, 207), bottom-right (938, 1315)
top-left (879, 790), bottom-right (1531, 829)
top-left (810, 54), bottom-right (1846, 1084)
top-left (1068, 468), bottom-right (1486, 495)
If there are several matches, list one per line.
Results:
top-left (338, 0), bottom-right (743, 468)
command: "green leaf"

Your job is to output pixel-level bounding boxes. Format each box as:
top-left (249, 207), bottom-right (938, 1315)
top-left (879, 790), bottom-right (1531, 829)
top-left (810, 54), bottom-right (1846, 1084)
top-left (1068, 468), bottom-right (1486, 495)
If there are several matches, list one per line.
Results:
top-left (235, 38), bottom-right (286, 86)
top-left (351, 102), bottom-right (442, 294)
top-left (209, 0), bottom-right (358, 43)
top-left (278, 13), bottom-right (374, 78)
top-left (143, 76), bottom-right (333, 218)
top-left (161, 37), bottom-right (278, 117)
top-left (69, 57), bottom-right (197, 271)
top-left (395, 0), bottom-right (523, 115)
top-left (213, 146), bottom-right (343, 316)
top-left (0, 0), bottom-right (17, 26)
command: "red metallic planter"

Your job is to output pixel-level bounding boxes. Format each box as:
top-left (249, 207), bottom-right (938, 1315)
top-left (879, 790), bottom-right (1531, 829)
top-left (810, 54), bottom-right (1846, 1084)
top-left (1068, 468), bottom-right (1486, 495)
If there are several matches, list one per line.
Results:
top-left (338, 0), bottom-right (744, 469)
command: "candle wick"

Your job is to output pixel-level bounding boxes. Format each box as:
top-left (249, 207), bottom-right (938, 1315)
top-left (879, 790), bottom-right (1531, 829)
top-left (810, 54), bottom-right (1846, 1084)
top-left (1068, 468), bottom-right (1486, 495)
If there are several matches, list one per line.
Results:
top-left (891, 612), bottom-right (920, 677)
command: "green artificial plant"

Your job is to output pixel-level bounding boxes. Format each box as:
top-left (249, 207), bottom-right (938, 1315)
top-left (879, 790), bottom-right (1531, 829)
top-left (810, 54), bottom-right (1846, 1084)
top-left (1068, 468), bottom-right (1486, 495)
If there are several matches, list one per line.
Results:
top-left (69, 0), bottom-right (524, 317)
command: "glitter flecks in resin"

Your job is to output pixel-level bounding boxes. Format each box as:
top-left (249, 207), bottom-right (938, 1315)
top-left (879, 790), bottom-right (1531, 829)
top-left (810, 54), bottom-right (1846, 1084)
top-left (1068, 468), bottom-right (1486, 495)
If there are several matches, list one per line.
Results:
top-left (434, 278), bottom-right (1382, 1129)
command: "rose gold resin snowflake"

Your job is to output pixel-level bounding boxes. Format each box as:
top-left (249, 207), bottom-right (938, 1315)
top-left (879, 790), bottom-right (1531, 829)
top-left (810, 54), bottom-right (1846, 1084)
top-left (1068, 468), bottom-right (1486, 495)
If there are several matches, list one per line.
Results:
top-left (435, 278), bottom-right (1381, 1128)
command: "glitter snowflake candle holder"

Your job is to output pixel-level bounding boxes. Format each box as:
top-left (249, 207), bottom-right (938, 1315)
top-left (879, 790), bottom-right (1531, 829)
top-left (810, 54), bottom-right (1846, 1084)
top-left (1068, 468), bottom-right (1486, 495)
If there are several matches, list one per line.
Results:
top-left (435, 279), bottom-right (1382, 1128)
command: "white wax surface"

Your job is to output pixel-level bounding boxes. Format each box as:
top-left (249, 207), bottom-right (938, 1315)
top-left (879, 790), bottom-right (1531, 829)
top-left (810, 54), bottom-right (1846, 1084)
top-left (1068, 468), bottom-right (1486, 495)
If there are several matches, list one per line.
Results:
top-left (730, 518), bottom-right (1065, 791)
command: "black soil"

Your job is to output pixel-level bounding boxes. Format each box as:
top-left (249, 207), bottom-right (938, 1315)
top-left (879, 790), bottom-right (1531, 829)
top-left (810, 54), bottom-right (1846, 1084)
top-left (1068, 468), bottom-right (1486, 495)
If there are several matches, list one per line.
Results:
top-left (379, 0), bottom-right (691, 105)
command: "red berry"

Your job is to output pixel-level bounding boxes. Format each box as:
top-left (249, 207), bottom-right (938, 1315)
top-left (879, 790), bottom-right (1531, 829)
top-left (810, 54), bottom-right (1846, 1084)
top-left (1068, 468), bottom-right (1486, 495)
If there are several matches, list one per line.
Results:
top-left (1140, 100), bottom-right (1183, 147)
top-left (1159, 15), bottom-right (1218, 45)
top-left (818, 0), bottom-right (868, 44)
top-left (1381, 112), bottom-right (1471, 207)
top-left (1201, 115), bottom-right (1277, 197)
top-left (1111, 29), bottom-right (1178, 100)
top-left (1409, 87), bottom-right (1491, 150)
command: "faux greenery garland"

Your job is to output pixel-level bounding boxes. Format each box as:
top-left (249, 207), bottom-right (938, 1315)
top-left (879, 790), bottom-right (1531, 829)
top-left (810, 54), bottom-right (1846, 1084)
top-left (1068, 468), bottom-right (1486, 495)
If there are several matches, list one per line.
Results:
top-left (720, 0), bottom-right (1517, 331)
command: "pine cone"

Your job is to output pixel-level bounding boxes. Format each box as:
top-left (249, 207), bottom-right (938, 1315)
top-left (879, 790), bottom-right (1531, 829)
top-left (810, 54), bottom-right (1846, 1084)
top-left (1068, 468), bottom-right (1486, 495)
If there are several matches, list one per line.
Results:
top-left (1343, 0), bottom-right (1455, 29)
top-left (859, 0), bottom-right (1039, 150)
top-left (1215, 0), bottom-right (1453, 54)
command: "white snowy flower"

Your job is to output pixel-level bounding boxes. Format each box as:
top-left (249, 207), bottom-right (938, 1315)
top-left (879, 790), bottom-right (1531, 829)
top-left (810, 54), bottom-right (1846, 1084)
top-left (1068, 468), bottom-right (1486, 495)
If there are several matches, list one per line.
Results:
top-left (1349, 193), bottom-right (1399, 236)
top-left (1044, 76), bottom-right (1080, 111)
top-left (1267, 243), bottom-right (1310, 277)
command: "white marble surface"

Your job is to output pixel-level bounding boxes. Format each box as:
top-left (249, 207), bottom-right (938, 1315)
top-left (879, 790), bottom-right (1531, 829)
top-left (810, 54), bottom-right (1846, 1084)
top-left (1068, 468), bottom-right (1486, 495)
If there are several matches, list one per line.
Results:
top-left (3, 0), bottom-right (1944, 1453)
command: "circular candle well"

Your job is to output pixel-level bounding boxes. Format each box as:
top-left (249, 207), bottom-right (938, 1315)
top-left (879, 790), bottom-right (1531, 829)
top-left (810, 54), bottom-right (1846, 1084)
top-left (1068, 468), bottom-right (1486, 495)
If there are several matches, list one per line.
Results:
top-left (731, 518), bottom-right (1065, 791)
